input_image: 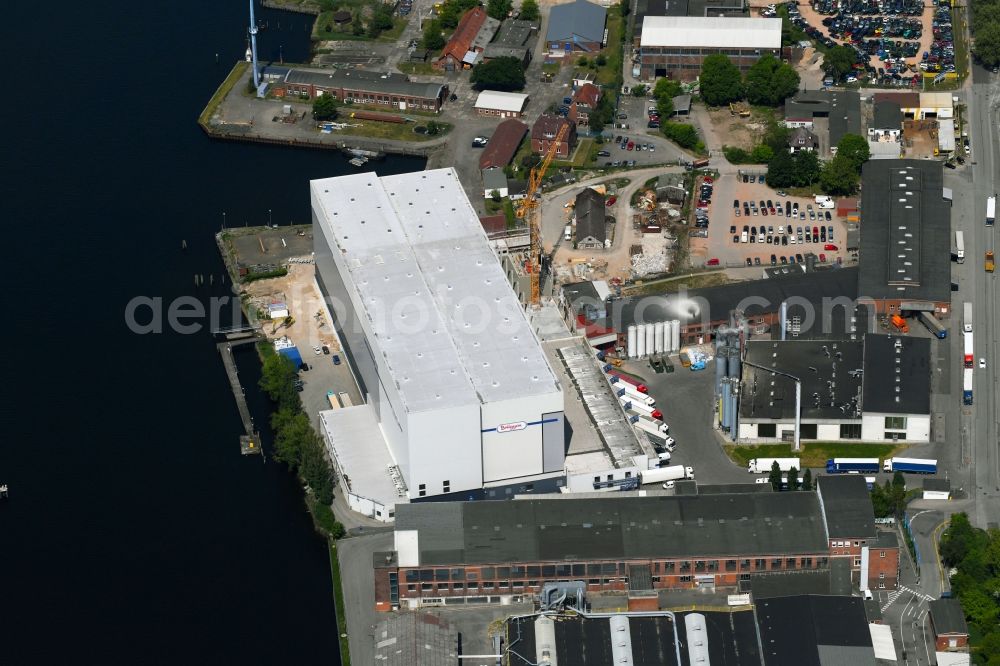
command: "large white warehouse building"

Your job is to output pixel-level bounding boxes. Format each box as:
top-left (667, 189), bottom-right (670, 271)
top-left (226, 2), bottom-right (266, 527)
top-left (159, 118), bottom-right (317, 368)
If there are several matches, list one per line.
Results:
top-left (313, 168), bottom-right (565, 521)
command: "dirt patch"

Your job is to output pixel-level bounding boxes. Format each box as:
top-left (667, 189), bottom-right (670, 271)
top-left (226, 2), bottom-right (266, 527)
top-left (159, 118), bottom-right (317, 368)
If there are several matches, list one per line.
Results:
top-left (902, 118), bottom-right (940, 158)
top-left (704, 107), bottom-right (775, 152)
top-left (240, 263), bottom-right (342, 353)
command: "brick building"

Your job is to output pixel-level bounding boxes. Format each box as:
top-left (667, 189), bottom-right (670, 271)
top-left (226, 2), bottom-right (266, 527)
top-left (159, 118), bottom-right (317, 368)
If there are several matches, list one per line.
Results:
top-left (817, 476), bottom-right (900, 590)
top-left (531, 115), bottom-right (577, 158)
top-left (435, 7), bottom-right (490, 70)
top-left (371, 485), bottom-right (891, 610)
top-left (929, 598), bottom-right (970, 651)
top-left (569, 83), bottom-right (601, 126)
top-left (638, 16), bottom-right (781, 81)
top-left (479, 118), bottom-right (528, 170)
top-left (277, 68), bottom-right (447, 113)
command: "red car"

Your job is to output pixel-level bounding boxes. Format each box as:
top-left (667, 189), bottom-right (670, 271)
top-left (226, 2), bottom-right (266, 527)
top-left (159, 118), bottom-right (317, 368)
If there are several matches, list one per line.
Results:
top-left (606, 196), bottom-right (617, 207)
top-left (819, 253), bottom-right (827, 262)
top-left (706, 258), bottom-right (720, 266)
top-left (627, 141), bottom-right (635, 151)
top-left (824, 244), bottom-right (838, 251)
top-left (703, 177), bottom-right (714, 184)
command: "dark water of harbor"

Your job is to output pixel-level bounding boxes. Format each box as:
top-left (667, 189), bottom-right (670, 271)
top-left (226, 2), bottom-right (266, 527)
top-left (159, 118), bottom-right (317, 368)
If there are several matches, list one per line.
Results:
top-left (0, 2), bottom-right (423, 663)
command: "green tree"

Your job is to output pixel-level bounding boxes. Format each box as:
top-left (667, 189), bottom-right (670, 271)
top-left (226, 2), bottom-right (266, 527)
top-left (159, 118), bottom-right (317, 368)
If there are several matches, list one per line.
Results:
top-left (595, 53), bottom-right (607, 67)
top-left (519, 0), bottom-right (540, 21)
top-left (973, 21), bottom-right (1000, 67)
top-left (837, 133), bottom-right (870, 171)
top-left (823, 45), bottom-right (857, 80)
top-left (654, 77), bottom-right (682, 100)
top-left (750, 144), bottom-right (774, 163)
top-left (470, 56), bottom-right (526, 91)
top-left (577, 56), bottom-right (590, 67)
top-left (801, 468), bottom-right (812, 491)
top-left (631, 84), bottom-right (648, 97)
top-left (367, 4), bottom-right (394, 37)
top-left (352, 15), bottom-right (365, 36)
top-left (662, 122), bottom-right (699, 150)
top-left (487, 0), bottom-right (513, 19)
top-left (762, 117), bottom-right (791, 155)
top-left (588, 94), bottom-right (615, 133)
top-left (744, 54), bottom-right (800, 106)
top-left (421, 20), bottom-right (446, 51)
top-left (787, 466), bottom-right (800, 490)
top-left (792, 149), bottom-right (821, 186)
top-left (769, 461), bottom-right (783, 491)
top-left (312, 93), bottom-right (339, 121)
top-left (766, 149), bottom-right (796, 187)
top-left (490, 189), bottom-right (501, 202)
top-left (259, 347), bottom-right (300, 408)
top-left (699, 54), bottom-right (744, 106)
top-left (439, 0), bottom-right (478, 29)
top-left (820, 154), bottom-right (860, 195)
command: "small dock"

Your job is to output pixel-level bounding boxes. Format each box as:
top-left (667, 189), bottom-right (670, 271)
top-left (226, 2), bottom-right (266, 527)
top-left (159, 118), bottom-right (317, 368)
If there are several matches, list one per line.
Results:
top-left (216, 333), bottom-right (265, 460)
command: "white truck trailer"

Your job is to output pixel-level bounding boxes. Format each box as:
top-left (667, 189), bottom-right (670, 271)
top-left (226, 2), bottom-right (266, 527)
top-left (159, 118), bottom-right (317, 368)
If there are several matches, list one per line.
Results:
top-left (639, 465), bottom-right (693, 485)
top-left (747, 457), bottom-right (802, 474)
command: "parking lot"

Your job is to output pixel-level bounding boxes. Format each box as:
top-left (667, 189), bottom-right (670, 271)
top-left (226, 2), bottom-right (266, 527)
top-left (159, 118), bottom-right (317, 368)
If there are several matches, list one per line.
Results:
top-left (688, 174), bottom-right (851, 269)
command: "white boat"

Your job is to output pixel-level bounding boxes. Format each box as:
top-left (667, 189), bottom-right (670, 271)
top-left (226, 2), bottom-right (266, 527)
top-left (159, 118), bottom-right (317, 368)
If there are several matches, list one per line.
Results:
top-left (348, 157), bottom-right (368, 167)
top-left (245, 47), bottom-right (252, 62)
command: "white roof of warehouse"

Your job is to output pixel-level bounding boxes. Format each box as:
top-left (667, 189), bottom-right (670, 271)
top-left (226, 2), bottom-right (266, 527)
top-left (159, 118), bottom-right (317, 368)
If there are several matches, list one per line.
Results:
top-left (474, 90), bottom-right (529, 113)
top-left (640, 16), bottom-right (781, 49)
top-left (311, 168), bottom-right (558, 413)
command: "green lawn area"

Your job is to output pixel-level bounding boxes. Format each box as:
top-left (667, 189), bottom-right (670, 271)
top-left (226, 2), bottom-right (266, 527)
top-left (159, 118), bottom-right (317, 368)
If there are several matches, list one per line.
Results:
top-left (553, 138), bottom-right (595, 168)
top-left (624, 271), bottom-right (730, 296)
top-left (594, 11), bottom-right (624, 86)
top-left (328, 541), bottom-right (352, 666)
top-left (397, 61), bottom-right (438, 76)
top-left (502, 198), bottom-right (517, 227)
top-left (313, 10), bottom-right (407, 42)
top-left (724, 442), bottom-right (906, 469)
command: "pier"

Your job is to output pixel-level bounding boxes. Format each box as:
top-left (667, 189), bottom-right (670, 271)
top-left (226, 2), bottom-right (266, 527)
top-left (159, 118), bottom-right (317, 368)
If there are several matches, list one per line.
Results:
top-left (217, 332), bottom-right (265, 460)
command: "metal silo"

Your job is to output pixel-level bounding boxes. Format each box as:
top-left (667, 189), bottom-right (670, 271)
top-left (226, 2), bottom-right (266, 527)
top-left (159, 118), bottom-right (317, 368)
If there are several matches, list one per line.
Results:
top-left (645, 324), bottom-right (654, 358)
top-left (721, 379), bottom-right (731, 430)
top-left (654, 322), bottom-right (665, 354)
top-left (715, 347), bottom-right (727, 394)
top-left (636, 325), bottom-right (646, 358)
top-left (670, 320), bottom-right (681, 353)
top-left (627, 325), bottom-right (637, 359)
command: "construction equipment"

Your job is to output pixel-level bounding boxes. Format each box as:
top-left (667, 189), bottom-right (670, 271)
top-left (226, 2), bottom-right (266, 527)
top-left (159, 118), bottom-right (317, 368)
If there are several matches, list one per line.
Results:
top-left (729, 101), bottom-right (750, 117)
top-left (891, 314), bottom-right (909, 333)
top-left (517, 122), bottom-right (569, 305)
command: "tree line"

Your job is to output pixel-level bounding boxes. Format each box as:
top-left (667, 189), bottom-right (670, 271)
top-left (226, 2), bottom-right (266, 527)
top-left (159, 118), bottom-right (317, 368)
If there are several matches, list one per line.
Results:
top-left (939, 513), bottom-right (1000, 662)
top-left (971, 0), bottom-right (1000, 67)
top-left (767, 461), bottom-right (813, 491)
top-left (258, 344), bottom-right (343, 537)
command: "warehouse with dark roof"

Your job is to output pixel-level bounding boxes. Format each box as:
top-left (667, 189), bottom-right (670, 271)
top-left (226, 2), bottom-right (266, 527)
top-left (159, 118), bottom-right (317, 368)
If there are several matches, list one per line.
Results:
top-left (737, 333), bottom-right (930, 444)
top-left (756, 595), bottom-right (877, 666)
top-left (857, 160), bottom-right (952, 311)
top-left (374, 491), bottom-right (837, 609)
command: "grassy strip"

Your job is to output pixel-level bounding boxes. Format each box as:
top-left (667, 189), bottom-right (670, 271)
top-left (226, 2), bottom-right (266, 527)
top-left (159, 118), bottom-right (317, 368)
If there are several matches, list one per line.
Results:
top-left (724, 442), bottom-right (905, 469)
top-left (595, 10), bottom-right (624, 87)
top-left (328, 540), bottom-right (352, 666)
top-left (397, 62), bottom-right (438, 76)
top-left (199, 61), bottom-right (249, 127)
top-left (625, 271), bottom-right (730, 296)
top-left (334, 118), bottom-right (451, 141)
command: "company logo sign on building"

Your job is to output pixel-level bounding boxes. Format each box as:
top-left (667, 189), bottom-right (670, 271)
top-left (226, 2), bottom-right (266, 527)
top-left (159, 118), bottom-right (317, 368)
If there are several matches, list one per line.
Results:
top-left (496, 421), bottom-right (527, 433)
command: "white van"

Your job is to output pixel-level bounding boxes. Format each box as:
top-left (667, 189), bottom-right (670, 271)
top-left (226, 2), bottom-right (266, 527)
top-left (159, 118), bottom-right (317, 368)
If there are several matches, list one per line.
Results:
top-left (564, 225), bottom-right (572, 241)
top-left (741, 231), bottom-right (749, 243)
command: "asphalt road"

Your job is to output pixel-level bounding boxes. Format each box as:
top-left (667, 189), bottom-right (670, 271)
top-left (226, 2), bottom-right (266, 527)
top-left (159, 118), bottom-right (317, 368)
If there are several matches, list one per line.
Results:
top-left (960, 65), bottom-right (1000, 530)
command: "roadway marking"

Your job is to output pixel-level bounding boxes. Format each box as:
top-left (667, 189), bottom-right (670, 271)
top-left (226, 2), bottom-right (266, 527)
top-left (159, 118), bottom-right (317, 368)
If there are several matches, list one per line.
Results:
top-left (898, 585), bottom-right (935, 602)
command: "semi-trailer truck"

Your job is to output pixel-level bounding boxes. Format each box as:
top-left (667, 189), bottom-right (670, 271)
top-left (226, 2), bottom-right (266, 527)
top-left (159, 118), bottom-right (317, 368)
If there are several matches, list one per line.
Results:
top-left (639, 465), bottom-right (693, 485)
top-left (883, 457), bottom-right (937, 474)
top-left (608, 371), bottom-right (648, 393)
top-left (747, 458), bottom-right (801, 474)
top-left (964, 332), bottom-right (974, 368)
top-left (963, 302), bottom-right (973, 333)
top-left (826, 458), bottom-right (880, 474)
top-left (614, 386), bottom-right (655, 406)
top-left (987, 195), bottom-right (996, 226)
top-left (955, 230), bottom-right (965, 263)
top-left (918, 311), bottom-right (947, 339)
top-left (636, 414), bottom-right (668, 433)
top-left (635, 420), bottom-right (668, 439)
top-left (963, 368), bottom-right (974, 405)
top-left (619, 397), bottom-right (663, 420)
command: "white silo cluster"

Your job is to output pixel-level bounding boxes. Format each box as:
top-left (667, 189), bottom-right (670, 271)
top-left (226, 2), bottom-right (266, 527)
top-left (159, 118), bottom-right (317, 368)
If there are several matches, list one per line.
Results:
top-left (625, 320), bottom-right (682, 359)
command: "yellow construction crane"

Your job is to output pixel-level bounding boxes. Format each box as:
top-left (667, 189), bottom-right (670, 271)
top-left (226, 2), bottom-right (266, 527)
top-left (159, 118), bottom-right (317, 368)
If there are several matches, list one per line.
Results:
top-left (517, 122), bottom-right (569, 305)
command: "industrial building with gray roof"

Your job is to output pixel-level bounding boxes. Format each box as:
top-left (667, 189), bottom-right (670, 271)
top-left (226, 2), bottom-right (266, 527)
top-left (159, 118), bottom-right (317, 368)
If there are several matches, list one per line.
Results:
top-left (857, 160), bottom-right (951, 307)
top-left (756, 595), bottom-right (876, 666)
top-left (394, 492), bottom-right (830, 567)
top-left (816, 476), bottom-right (875, 539)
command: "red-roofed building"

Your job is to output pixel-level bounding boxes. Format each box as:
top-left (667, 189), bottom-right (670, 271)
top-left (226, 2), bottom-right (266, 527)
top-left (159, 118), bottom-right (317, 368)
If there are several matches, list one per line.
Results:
top-left (479, 214), bottom-right (507, 235)
top-left (435, 8), bottom-right (488, 71)
top-left (531, 115), bottom-right (577, 158)
top-left (569, 83), bottom-right (601, 125)
top-left (479, 119), bottom-right (528, 170)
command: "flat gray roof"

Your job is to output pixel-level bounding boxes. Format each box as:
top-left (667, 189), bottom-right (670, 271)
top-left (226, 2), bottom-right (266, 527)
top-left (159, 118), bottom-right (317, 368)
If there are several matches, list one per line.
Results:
top-left (395, 492), bottom-right (831, 566)
top-left (311, 168), bottom-right (559, 413)
top-left (817, 476), bottom-right (874, 539)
